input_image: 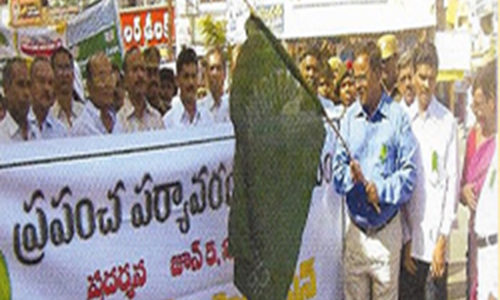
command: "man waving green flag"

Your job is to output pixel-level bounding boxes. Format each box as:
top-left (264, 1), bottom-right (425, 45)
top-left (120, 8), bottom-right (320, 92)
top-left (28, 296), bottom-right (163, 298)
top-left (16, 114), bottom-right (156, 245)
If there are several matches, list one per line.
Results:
top-left (228, 15), bottom-right (326, 300)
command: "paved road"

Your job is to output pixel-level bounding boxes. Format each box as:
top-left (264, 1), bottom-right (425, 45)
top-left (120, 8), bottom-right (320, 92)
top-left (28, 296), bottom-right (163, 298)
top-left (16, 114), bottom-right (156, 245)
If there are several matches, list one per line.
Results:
top-left (448, 203), bottom-right (469, 300)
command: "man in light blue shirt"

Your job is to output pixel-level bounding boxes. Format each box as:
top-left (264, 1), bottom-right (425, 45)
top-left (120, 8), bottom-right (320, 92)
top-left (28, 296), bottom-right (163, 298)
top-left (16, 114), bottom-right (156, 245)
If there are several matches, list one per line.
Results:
top-left (29, 57), bottom-right (67, 140)
top-left (333, 41), bottom-right (417, 300)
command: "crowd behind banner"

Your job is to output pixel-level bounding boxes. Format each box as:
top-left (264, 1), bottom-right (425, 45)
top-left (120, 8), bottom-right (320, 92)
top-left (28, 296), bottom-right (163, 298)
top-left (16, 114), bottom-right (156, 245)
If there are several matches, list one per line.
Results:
top-left (0, 29), bottom-right (497, 300)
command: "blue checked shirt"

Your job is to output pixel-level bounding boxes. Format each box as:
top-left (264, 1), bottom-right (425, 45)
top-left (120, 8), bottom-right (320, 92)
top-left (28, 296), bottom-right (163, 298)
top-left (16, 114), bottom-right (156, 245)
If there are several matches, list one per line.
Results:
top-left (333, 93), bottom-right (417, 229)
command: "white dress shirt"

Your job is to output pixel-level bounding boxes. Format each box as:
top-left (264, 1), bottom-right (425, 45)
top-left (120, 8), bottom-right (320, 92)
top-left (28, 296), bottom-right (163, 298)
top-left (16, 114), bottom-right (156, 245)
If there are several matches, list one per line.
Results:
top-left (28, 108), bottom-right (68, 140)
top-left (117, 94), bottom-right (164, 133)
top-left (199, 92), bottom-right (230, 123)
top-left (474, 142), bottom-right (498, 238)
top-left (399, 98), bottom-right (412, 116)
top-left (318, 95), bottom-right (344, 121)
top-left (403, 96), bottom-right (459, 262)
top-left (49, 99), bottom-right (85, 130)
top-left (163, 96), bottom-right (214, 129)
top-left (71, 100), bottom-right (123, 137)
top-left (0, 111), bottom-right (37, 143)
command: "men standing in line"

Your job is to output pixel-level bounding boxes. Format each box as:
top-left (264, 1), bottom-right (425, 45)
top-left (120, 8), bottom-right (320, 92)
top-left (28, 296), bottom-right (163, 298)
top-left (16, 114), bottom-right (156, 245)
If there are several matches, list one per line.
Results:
top-left (399, 42), bottom-right (459, 300)
top-left (28, 57), bottom-right (67, 139)
top-left (377, 34), bottom-right (400, 99)
top-left (117, 47), bottom-right (164, 133)
top-left (49, 47), bottom-right (84, 130)
top-left (0, 58), bottom-right (37, 142)
top-left (200, 47), bottom-right (230, 123)
top-left (333, 41), bottom-right (417, 300)
top-left (163, 47), bottom-right (213, 128)
top-left (397, 50), bottom-right (416, 112)
top-left (72, 52), bottom-right (123, 136)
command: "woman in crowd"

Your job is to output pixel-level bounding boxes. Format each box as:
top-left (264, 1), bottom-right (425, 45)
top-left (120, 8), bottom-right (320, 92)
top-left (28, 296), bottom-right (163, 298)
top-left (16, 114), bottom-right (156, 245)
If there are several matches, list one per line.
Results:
top-left (460, 60), bottom-right (497, 300)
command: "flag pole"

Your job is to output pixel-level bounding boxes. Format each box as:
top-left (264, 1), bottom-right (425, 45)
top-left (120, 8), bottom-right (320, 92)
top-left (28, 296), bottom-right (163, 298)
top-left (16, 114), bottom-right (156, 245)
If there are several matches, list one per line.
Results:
top-left (322, 112), bottom-right (381, 214)
top-left (242, 0), bottom-right (256, 15)
top-left (236, 8), bottom-right (381, 214)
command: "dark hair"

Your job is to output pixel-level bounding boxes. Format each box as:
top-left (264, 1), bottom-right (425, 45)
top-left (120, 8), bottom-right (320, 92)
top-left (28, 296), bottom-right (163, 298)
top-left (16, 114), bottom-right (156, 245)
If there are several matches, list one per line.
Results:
top-left (412, 42), bottom-right (439, 71)
top-left (354, 41), bottom-right (382, 74)
top-left (473, 60), bottom-right (497, 105)
top-left (160, 67), bottom-right (175, 83)
top-left (2, 57), bottom-right (27, 88)
top-left (160, 67), bottom-right (177, 96)
top-left (86, 52), bottom-right (107, 82)
top-left (205, 46), bottom-right (226, 70)
top-left (30, 56), bottom-right (51, 78)
top-left (176, 47), bottom-right (198, 75)
top-left (51, 46), bottom-right (73, 69)
top-left (123, 46), bottom-right (141, 72)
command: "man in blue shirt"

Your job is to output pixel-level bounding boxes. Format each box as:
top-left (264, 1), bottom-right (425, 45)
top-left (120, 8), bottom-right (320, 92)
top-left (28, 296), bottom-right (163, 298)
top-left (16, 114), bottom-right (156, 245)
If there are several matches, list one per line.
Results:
top-left (333, 41), bottom-right (417, 300)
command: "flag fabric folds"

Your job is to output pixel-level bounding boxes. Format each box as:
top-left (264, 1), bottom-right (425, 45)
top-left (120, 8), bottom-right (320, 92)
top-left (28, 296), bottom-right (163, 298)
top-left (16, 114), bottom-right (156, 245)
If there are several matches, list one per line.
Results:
top-left (228, 15), bottom-right (326, 300)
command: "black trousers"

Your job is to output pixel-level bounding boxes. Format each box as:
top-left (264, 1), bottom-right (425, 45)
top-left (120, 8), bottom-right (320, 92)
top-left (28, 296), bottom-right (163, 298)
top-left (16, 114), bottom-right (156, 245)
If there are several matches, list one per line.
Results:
top-left (398, 257), bottom-right (448, 300)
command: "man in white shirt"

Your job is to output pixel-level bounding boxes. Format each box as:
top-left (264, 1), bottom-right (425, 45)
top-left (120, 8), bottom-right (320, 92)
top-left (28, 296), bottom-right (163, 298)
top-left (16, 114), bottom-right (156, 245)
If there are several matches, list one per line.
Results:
top-left (474, 143), bottom-right (497, 300)
top-left (29, 57), bottom-right (67, 140)
top-left (49, 47), bottom-right (85, 130)
top-left (200, 47), bottom-right (230, 123)
top-left (396, 50), bottom-right (415, 114)
top-left (399, 42), bottom-right (459, 300)
top-left (118, 47), bottom-right (164, 133)
top-left (163, 48), bottom-right (213, 128)
top-left (0, 57), bottom-right (37, 142)
top-left (72, 52), bottom-right (123, 136)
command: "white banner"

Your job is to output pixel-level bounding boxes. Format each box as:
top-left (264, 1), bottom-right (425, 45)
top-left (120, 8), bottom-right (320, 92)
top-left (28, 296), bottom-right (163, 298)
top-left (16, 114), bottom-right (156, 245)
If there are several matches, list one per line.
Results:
top-left (0, 126), bottom-right (238, 300)
top-left (288, 126), bottom-right (344, 300)
top-left (282, 0), bottom-right (436, 39)
top-left (0, 124), bottom-right (343, 300)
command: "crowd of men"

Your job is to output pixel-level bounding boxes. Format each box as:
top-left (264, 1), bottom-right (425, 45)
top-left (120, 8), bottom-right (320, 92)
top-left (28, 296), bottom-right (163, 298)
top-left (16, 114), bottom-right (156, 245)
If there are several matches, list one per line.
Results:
top-left (297, 34), bottom-right (497, 300)
top-left (0, 34), bottom-right (497, 300)
top-left (0, 45), bottom-right (230, 142)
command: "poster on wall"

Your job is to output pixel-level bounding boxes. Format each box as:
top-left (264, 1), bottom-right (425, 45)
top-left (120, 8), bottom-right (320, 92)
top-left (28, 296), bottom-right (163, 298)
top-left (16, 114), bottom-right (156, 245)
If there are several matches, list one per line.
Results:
top-left (16, 26), bottom-right (66, 57)
top-left (67, 0), bottom-right (123, 74)
top-left (72, 25), bottom-right (122, 78)
top-left (119, 5), bottom-right (175, 51)
top-left (9, 0), bottom-right (44, 27)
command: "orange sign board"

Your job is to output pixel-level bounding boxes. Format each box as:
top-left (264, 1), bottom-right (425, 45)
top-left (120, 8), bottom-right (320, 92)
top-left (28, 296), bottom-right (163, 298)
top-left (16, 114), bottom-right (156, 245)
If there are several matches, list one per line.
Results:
top-left (119, 5), bottom-right (175, 50)
top-left (10, 0), bottom-right (43, 27)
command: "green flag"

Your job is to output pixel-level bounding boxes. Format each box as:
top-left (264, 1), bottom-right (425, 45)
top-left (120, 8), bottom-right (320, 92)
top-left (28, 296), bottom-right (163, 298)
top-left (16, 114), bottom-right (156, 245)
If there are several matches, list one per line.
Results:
top-left (228, 15), bottom-right (326, 300)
